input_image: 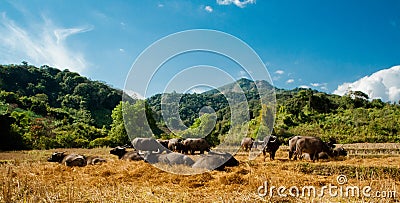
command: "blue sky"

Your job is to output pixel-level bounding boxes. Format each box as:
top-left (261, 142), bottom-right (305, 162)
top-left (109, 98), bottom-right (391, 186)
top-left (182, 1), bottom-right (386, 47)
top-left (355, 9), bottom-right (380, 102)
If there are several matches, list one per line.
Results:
top-left (1, 0), bottom-right (400, 101)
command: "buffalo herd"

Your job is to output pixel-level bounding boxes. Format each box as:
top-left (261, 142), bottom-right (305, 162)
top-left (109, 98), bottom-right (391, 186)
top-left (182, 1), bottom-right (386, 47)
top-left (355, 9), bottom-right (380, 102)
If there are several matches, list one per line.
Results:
top-left (47, 135), bottom-right (347, 170)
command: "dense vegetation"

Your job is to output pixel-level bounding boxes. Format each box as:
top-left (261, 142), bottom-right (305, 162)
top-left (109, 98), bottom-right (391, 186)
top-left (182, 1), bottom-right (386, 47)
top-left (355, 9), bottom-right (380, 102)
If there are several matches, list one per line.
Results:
top-left (1, 63), bottom-right (399, 150)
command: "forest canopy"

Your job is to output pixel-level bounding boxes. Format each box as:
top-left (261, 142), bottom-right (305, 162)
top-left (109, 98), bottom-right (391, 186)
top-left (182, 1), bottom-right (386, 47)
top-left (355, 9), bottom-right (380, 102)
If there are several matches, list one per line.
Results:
top-left (0, 63), bottom-right (399, 150)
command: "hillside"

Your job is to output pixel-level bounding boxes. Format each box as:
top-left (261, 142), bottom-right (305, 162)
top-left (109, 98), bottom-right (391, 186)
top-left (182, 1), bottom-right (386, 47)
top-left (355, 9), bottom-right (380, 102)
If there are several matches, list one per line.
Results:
top-left (1, 63), bottom-right (400, 151)
top-left (0, 63), bottom-right (122, 150)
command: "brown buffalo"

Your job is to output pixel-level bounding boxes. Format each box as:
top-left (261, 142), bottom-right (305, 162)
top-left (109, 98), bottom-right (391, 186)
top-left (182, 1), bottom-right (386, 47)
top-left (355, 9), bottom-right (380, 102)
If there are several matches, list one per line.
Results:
top-left (241, 137), bottom-right (254, 151)
top-left (168, 138), bottom-right (183, 153)
top-left (110, 146), bottom-right (144, 161)
top-left (47, 152), bottom-right (86, 167)
top-left (294, 136), bottom-right (334, 162)
top-left (181, 138), bottom-right (210, 154)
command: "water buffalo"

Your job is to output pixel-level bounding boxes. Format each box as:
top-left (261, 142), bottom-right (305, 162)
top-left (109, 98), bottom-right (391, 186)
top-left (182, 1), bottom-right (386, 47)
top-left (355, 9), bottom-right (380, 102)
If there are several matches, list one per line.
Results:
top-left (295, 136), bottom-right (333, 162)
top-left (288, 136), bottom-right (303, 160)
top-left (253, 140), bottom-right (264, 149)
top-left (110, 146), bottom-right (144, 161)
top-left (301, 146), bottom-right (347, 160)
top-left (181, 138), bottom-right (210, 154)
top-left (168, 138), bottom-right (183, 153)
top-left (47, 152), bottom-right (86, 167)
top-left (143, 151), bottom-right (194, 166)
top-left (262, 135), bottom-right (280, 161)
top-left (332, 146), bottom-right (347, 157)
top-left (85, 155), bottom-right (107, 165)
top-left (192, 151), bottom-right (239, 171)
top-left (156, 139), bottom-right (170, 149)
top-left (132, 138), bottom-right (169, 153)
top-left (289, 136), bottom-right (336, 160)
top-left (241, 137), bottom-right (254, 151)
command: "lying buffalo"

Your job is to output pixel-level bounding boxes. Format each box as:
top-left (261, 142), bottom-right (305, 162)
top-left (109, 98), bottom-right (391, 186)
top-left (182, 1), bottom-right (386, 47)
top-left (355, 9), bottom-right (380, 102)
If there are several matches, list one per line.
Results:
top-left (143, 151), bottom-right (194, 166)
top-left (85, 155), bottom-right (107, 165)
top-left (295, 136), bottom-right (333, 162)
top-left (241, 137), bottom-right (254, 151)
top-left (262, 135), bottom-right (280, 161)
top-left (301, 146), bottom-right (347, 160)
top-left (168, 138), bottom-right (183, 153)
top-left (47, 152), bottom-right (86, 167)
top-left (192, 151), bottom-right (239, 171)
top-left (132, 138), bottom-right (169, 153)
top-left (110, 146), bottom-right (144, 161)
top-left (182, 138), bottom-right (210, 155)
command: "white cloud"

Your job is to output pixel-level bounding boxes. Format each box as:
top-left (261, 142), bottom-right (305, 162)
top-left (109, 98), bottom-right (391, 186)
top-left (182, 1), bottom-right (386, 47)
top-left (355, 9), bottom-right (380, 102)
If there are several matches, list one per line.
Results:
top-left (286, 79), bottom-right (294, 84)
top-left (310, 82), bottom-right (328, 90)
top-left (0, 12), bottom-right (92, 73)
top-left (333, 65), bottom-right (400, 102)
top-left (119, 48), bottom-right (125, 53)
top-left (275, 70), bottom-right (284, 75)
top-left (205, 5), bottom-right (213, 12)
top-left (216, 0), bottom-right (256, 8)
top-left (299, 85), bottom-right (310, 89)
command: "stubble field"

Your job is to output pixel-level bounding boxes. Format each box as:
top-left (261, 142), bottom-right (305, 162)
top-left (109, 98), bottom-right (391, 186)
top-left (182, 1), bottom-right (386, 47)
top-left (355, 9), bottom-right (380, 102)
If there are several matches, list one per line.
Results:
top-left (1, 144), bottom-right (399, 202)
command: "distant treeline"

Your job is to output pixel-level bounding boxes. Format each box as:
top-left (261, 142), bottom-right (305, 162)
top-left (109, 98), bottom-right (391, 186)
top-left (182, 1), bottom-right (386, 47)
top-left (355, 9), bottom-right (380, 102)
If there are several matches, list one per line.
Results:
top-left (0, 63), bottom-right (399, 150)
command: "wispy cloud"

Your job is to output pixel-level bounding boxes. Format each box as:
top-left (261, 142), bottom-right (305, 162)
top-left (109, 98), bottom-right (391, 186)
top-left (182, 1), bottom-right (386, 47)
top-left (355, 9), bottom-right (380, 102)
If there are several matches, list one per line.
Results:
top-left (0, 12), bottom-right (92, 73)
top-left (275, 70), bottom-right (284, 75)
top-left (216, 0), bottom-right (256, 8)
top-left (334, 65), bottom-right (400, 102)
top-left (205, 5), bottom-right (213, 13)
top-left (286, 79), bottom-right (294, 84)
top-left (311, 82), bottom-right (328, 90)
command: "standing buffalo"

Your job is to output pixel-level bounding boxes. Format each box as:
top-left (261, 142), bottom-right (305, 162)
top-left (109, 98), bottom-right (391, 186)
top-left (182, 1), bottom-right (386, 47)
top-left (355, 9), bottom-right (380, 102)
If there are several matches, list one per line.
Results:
top-left (262, 136), bottom-right (280, 161)
top-left (156, 139), bottom-right (170, 149)
top-left (288, 136), bottom-right (303, 160)
top-left (253, 140), bottom-right (264, 149)
top-left (192, 151), bottom-right (239, 171)
top-left (132, 138), bottom-right (169, 153)
top-left (295, 136), bottom-right (333, 162)
top-left (168, 138), bottom-right (183, 153)
top-left (241, 137), bottom-right (254, 151)
top-left (181, 138), bottom-right (210, 154)
top-left (143, 151), bottom-right (194, 166)
top-left (47, 152), bottom-right (86, 167)
top-left (110, 146), bottom-right (144, 161)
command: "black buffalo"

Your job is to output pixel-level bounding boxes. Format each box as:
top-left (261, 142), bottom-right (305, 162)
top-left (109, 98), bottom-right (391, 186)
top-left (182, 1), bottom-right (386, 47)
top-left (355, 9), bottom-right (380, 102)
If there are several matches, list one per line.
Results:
top-left (192, 151), bottom-right (239, 171)
top-left (47, 152), bottom-right (86, 167)
top-left (84, 155), bottom-right (107, 165)
top-left (132, 138), bottom-right (169, 153)
top-left (143, 151), bottom-right (194, 166)
top-left (262, 135), bottom-right (280, 161)
top-left (110, 146), bottom-right (144, 161)
top-left (181, 138), bottom-right (210, 155)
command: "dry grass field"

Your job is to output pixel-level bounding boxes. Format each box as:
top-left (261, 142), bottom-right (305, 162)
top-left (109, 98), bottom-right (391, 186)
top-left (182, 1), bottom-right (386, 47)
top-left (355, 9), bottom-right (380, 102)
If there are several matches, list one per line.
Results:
top-left (1, 144), bottom-right (399, 203)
